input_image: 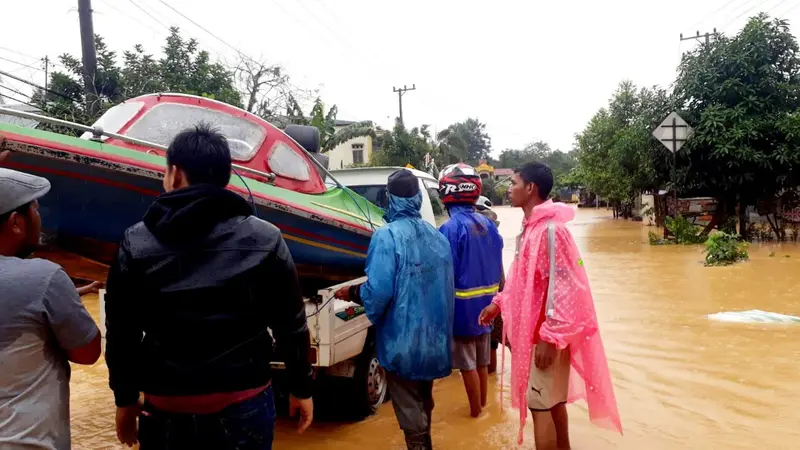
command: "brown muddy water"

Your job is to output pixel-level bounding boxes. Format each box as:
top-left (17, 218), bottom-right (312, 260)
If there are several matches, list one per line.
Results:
top-left (69, 207), bottom-right (800, 449)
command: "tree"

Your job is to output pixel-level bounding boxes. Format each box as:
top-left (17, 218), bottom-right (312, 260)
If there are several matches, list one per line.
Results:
top-left (436, 118), bottom-right (492, 165)
top-left (277, 97), bottom-right (375, 152)
top-left (673, 14), bottom-right (800, 237)
top-left (233, 55), bottom-right (313, 122)
top-left (574, 81), bottom-right (673, 217)
top-left (497, 140), bottom-right (578, 194)
top-left (371, 119), bottom-right (433, 168)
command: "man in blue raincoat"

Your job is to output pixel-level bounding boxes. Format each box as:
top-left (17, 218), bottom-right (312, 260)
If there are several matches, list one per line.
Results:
top-left (437, 163), bottom-right (504, 418)
top-left (336, 169), bottom-right (454, 450)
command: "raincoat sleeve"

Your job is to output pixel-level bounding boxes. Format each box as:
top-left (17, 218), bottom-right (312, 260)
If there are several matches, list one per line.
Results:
top-left (538, 224), bottom-right (598, 349)
top-left (359, 228), bottom-right (397, 325)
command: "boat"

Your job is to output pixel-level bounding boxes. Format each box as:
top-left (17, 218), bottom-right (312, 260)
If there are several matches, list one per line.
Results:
top-left (0, 93), bottom-right (384, 285)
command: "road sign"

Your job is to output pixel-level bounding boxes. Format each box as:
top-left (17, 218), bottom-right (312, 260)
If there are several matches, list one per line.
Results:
top-left (653, 112), bottom-right (693, 153)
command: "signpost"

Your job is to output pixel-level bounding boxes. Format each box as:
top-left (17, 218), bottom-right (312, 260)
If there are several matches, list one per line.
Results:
top-left (653, 112), bottom-right (693, 221)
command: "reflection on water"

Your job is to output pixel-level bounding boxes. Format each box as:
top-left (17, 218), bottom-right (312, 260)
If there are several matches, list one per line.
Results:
top-left (70, 207), bottom-right (800, 449)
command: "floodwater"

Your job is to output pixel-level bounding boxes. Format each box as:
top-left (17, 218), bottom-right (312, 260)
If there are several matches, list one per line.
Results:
top-left (69, 206), bottom-right (800, 449)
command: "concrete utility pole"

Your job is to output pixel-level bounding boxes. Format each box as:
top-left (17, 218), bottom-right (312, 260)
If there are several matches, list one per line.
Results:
top-left (42, 56), bottom-right (49, 93)
top-left (680, 28), bottom-right (717, 45)
top-left (78, 0), bottom-right (99, 117)
top-left (393, 84), bottom-right (416, 126)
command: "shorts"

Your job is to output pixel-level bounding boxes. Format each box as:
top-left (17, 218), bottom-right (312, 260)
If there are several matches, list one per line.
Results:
top-left (452, 333), bottom-right (491, 371)
top-left (527, 346), bottom-right (571, 411)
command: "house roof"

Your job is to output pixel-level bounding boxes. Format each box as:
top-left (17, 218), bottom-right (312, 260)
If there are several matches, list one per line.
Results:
top-left (495, 168), bottom-right (514, 176)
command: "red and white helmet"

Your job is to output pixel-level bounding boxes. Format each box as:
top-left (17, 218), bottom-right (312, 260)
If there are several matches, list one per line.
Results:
top-left (438, 163), bottom-right (482, 205)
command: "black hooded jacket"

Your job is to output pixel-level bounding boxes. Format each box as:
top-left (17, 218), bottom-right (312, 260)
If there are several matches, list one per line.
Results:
top-left (104, 184), bottom-right (312, 407)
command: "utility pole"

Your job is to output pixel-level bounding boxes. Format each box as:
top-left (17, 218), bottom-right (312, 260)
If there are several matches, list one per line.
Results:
top-left (42, 56), bottom-right (49, 93)
top-left (680, 28), bottom-right (717, 45)
top-left (78, 0), bottom-right (99, 117)
top-left (392, 84), bottom-right (416, 126)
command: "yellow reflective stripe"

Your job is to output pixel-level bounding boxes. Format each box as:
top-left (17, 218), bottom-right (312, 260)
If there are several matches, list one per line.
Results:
top-left (454, 284), bottom-right (500, 299)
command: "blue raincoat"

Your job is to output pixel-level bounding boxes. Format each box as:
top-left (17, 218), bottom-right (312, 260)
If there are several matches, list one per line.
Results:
top-left (439, 204), bottom-right (504, 337)
top-left (359, 192), bottom-right (454, 381)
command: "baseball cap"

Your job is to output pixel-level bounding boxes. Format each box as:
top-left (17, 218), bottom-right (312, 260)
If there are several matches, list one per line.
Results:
top-left (387, 169), bottom-right (419, 198)
top-left (0, 168), bottom-right (51, 216)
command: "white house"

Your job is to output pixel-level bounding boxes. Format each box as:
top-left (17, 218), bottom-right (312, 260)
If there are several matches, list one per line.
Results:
top-left (327, 119), bottom-right (377, 170)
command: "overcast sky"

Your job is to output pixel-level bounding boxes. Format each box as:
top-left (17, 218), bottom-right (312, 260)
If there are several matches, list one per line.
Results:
top-left (2, 0), bottom-right (800, 158)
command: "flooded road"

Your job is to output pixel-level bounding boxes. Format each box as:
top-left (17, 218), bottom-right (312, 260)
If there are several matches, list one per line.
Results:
top-left (70, 206), bottom-right (800, 449)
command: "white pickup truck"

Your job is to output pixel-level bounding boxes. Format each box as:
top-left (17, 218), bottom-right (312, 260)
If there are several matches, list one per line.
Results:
top-left (99, 167), bottom-right (444, 418)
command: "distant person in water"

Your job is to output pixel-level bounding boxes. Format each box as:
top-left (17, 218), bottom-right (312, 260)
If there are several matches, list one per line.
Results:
top-left (104, 123), bottom-right (313, 449)
top-left (0, 167), bottom-right (101, 449)
top-left (336, 169), bottom-right (454, 450)
top-left (437, 163), bottom-right (503, 417)
top-left (479, 162), bottom-right (623, 448)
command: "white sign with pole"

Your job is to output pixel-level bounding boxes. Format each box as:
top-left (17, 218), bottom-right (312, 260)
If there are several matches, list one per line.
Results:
top-left (652, 112), bottom-right (693, 153)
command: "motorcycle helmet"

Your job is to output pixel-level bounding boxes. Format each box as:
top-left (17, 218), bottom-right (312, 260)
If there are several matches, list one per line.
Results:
top-left (438, 163), bottom-right (482, 205)
top-left (475, 195), bottom-right (493, 211)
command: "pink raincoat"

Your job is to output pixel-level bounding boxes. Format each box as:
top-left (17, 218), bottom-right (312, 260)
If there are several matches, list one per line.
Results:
top-left (492, 200), bottom-right (622, 444)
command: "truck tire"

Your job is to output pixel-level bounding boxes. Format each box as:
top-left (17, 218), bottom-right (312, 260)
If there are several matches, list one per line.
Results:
top-left (285, 125), bottom-right (321, 154)
top-left (352, 342), bottom-right (388, 418)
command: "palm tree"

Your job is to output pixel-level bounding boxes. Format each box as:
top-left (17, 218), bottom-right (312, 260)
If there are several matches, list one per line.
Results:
top-left (284, 96), bottom-right (376, 153)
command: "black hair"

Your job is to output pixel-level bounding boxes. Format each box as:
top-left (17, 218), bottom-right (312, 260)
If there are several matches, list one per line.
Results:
top-left (515, 162), bottom-right (554, 200)
top-left (0, 202), bottom-right (32, 225)
top-left (166, 123), bottom-right (232, 188)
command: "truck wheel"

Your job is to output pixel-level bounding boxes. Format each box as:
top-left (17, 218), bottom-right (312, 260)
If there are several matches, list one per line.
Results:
top-left (352, 347), bottom-right (388, 418)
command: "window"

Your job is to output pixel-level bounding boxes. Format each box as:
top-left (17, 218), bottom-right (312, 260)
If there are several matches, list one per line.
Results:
top-left (80, 101), bottom-right (144, 141)
top-left (352, 149), bottom-right (364, 164)
top-left (352, 143), bottom-right (364, 149)
top-left (349, 185), bottom-right (388, 209)
top-left (124, 103), bottom-right (266, 161)
top-left (268, 140), bottom-right (310, 181)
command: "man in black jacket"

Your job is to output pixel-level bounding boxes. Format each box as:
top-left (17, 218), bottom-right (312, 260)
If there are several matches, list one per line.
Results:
top-left (105, 124), bottom-right (313, 449)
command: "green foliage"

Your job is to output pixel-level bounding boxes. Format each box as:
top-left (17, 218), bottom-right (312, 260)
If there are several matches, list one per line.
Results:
top-left (284, 97), bottom-right (376, 152)
top-left (704, 232), bottom-right (749, 266)
top-left (648, 230), bottom-right (669, 245)
top-left (672, 14), bottom-right (800, 210)
top-left (574, 81), bottom-right (673, 205)
top-left (497, 141), bottom-right (578, 191)
top-left (666, 215), bottom-right (706, 244)
top-left (430, 195), bottom-right (445, 216)
top-left (370, 119), bottom-right (434, 168)
top-left (435, 118), bottom-right (492, 165)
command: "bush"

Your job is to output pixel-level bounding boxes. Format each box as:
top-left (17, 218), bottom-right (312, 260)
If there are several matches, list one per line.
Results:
top-left (666, 215), bottom-right (705, 244)
top-left (704, 231), bottom-right (749, 266)
top-left (648, 230), bottom-right (669, 245)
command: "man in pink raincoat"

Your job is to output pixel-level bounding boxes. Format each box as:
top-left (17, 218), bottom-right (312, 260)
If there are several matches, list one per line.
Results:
top-left (479, 162), bottom-right (622, 448)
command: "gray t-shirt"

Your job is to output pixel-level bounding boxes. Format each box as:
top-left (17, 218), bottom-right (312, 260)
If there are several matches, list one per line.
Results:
top-left (0, 256), bottom-right (99, 450)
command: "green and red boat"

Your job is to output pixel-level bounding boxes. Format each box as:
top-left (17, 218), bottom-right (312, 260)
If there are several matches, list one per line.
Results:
top-left (0, 93), bottom-right (384, 284)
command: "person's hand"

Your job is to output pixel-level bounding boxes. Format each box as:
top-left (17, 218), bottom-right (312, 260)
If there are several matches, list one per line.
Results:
top-left (289, 395), bottom-right (314, 434)
top-left (334, 286), bottom-right (351, 301)
top-left (77, 281), bottom-right (104, 297)
top-left (478, 303), bottom-right (500, 327)
top-left (534, 341), bottom-right (557, 370)
top-left (115, 403), bottom-right (142, 447)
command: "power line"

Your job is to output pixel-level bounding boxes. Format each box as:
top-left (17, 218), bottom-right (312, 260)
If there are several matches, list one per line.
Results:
top-left (0, 92), bottom-right (39, 109)
top-left (721, 0), bottom-right (774, 31)
top-left (686, 0), bottom-right (745, 31)
top-left (0, 55), bottom-right (43, 72)
top-left (155, 0), bottom-right (257, 64)
top-left (126, 0), bottom-right (171, 31)
top-left (0, 69), bottom-right (79, 103)
top-left (95, 0), bottom-right (166, 37)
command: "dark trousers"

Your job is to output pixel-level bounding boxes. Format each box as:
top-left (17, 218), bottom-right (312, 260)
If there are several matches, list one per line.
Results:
top-left (138, 387), bottom-right (275, 450)
top-left (386, 372), bottom-right (435, 450)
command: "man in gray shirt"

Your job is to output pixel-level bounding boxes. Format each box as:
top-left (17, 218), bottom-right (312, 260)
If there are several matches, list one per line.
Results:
top-left (0, 167), bottom-right (101, 449)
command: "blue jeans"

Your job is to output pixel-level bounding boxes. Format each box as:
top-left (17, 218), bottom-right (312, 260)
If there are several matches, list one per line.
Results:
top-left (138, 387), bottom-right (275, 450)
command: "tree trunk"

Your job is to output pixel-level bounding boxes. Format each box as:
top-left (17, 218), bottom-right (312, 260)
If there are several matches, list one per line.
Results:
top-left (738, 197), bottom-right (748, 240)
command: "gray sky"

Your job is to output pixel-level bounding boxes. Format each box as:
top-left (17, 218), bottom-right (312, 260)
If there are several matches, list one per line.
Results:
top-left (2, 0), bottom-right (800, 158)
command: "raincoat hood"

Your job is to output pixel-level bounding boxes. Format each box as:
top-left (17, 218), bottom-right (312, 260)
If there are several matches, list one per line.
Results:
top-left (524, 199), bottom-right (575, 228)
top-left (384, 192), bottom-right (422, 223)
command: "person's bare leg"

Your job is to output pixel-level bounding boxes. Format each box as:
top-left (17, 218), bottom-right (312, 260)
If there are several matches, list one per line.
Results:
top-left (551, 403), bottom-right (571, 449)
top-left (477, 365), bottom-right (489, 408)
top-left (488, 348), bottom-right (497, 374)
top-left (460, 369), bottom-right (482, 417)
top-left (531, 410), bottom-right (555, 450)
